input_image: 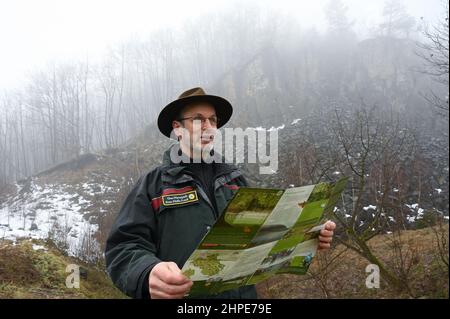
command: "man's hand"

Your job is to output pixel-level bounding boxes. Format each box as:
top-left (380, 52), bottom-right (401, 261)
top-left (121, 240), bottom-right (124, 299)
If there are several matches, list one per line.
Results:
top-left (149, 262), bottom-right (193, 299)
top-left (318, 220), bottom-right (336, 250)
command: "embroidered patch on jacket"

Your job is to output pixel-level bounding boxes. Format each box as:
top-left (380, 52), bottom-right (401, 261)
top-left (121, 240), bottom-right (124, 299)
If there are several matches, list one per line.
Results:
top-left (162, 190), bottom-right (199, 206)
top-left (151, 186), bottom-right (197, 211)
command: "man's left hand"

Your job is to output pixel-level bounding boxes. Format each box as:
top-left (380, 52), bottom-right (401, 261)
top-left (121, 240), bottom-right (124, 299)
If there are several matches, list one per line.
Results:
top-left (318, 220), bottom-right (336, 250)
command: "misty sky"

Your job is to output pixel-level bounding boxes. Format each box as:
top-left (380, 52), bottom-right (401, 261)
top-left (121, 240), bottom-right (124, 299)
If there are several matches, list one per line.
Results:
top-left (0, 0), bottom-right (444, 90)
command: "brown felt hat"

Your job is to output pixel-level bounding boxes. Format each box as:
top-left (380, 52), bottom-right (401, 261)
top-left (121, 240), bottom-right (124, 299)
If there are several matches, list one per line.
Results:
top-left (157, 87), bottom-right (233, 138)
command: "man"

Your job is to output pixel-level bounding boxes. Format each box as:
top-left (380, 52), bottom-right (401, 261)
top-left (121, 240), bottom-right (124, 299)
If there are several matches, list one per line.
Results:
top-left (105, 87), bottom-right (336, 299)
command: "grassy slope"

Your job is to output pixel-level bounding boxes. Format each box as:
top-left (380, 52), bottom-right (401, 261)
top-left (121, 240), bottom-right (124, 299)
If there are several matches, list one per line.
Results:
top-left (0, 225), bottom-right (447, 299)
top-left (0, 239), bottom-right (127, 299)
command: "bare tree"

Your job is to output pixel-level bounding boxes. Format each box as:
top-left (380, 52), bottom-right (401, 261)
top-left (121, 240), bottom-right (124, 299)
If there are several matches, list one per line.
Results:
top-left (330, 103), bottom-right (420, 294)
top-left (379, 0), bottom-right (416, 38)
top-left (416, 2), bottom-right (449, 118)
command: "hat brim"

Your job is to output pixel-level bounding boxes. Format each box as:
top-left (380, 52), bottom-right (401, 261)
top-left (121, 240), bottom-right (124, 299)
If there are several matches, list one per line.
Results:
top-left (157, 94), bottom-right (233, 138)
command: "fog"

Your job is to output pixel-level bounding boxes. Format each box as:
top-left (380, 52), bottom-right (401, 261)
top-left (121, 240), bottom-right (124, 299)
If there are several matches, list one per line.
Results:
top-left (0, 0), bottom-right (448, 184)
top-left (0, 0), bottom-right (443, 89)
top-left (0, 1), bottom-right (448, 298)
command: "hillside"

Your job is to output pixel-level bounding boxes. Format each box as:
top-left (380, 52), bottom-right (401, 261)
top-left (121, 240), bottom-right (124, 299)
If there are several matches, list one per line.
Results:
top-left (0, 120), bottom-right (289, 262)
top-left (1, 114), bottom-right (448, 263)
top-left (0, 238), bottom-right (127, 299)
top-left (1, 225), bottom-right (446, 299)
top-left (256, 224), bottom-right (449, 299)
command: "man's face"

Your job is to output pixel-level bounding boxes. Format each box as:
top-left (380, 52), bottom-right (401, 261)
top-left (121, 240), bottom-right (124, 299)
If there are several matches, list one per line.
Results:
top-left (172, 102), bottom-right (218, 156)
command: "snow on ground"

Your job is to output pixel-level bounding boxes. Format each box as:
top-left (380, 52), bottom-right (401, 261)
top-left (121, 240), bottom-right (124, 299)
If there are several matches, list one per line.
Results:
top-left (407, 215), bottom-right (416, 223)
top-left (32, 244), bottom-right (47, 251)
top-left (268, 124), bottom-right (285, 131)
top-left (363, 205), bottom-right (377, 211)
top-left (246, 125), bottom-right (286, 132)
top-left (406, 203), bottom-right (419, 210)
top-left (82, 182), bottom-right (115, 196)
top-left (0, 180), bottom-right (101, 260)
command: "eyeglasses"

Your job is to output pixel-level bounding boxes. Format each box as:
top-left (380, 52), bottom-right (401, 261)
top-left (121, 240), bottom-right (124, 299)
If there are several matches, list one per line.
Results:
top-left (177, 114), bottom-right (219, 126)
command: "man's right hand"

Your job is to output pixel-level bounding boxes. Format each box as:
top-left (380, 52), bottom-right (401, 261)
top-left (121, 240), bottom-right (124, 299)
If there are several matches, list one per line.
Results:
top-left (148, 262), bottom-right (193, 299)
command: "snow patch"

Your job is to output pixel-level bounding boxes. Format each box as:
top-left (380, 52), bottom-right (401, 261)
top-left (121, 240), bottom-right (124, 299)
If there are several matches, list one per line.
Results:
top-left (407, 215), bottom-right (416, 222)
top-left (0, 180), bottom-right (101, 261)
top-left (268, 124), bottom-right (285, 131)
top-left (32, 244), bottom-right (47, 251)
top-left (405, 203), bottom-right (419, 210)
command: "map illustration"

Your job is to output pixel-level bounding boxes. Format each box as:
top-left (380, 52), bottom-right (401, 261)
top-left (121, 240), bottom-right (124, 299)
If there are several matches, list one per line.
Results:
top-left (181, 177), bottom-right (348, 296)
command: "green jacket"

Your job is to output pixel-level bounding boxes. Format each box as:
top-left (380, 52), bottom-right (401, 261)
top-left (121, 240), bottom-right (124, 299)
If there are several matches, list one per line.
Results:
top-left (105, 147), bottom-right (257, 299)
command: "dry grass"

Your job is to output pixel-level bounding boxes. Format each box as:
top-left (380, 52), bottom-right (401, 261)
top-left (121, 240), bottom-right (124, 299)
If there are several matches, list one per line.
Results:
top-left (0, 239), bottom-right (127, 299)
top-left (1, 225), bottom-right (447, 299)
top-left (256, 225), bottom-right (449, 299)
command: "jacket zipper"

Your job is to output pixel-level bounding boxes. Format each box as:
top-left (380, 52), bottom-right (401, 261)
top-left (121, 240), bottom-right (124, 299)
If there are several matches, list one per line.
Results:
top-left (193, 181), bottom-right (218, 219)
top-left (193, 169), bottom-right (241, 220)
